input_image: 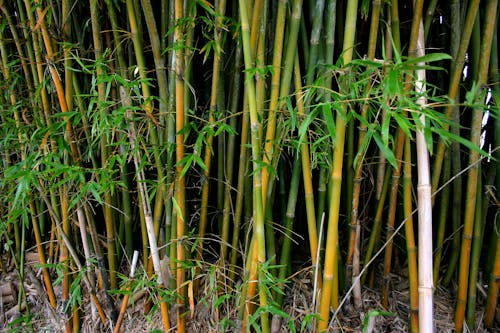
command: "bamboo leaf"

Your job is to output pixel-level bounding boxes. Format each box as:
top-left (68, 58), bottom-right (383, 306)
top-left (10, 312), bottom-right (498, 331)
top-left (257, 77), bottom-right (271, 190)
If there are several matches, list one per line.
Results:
top-left (372, 131), bottom-right (397, 168)
top-left (403, 52), bottom-right (452, 66)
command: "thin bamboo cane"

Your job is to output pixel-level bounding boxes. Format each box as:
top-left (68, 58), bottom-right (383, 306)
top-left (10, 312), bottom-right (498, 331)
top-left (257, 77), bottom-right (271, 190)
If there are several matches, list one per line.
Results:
top-left (362, 166), bottom-right (391, 286)
top-left (198, 0), bottom-right (227, 279)
top-left (381, 129), bottom-right (405, 309)
top-left (90, 0), bottom-right (118, 292)
top-left (238, 0), bottom-right (269, 330)
top-left (105, 0), bottom-right (135, 261)
top-left (37, 183), bottom-right (108, 326)
top-left (465, 171), bottom-right (484, 328)
top-left (484, 24), bottom-right (500, 327)
top-left (442, 0), bottom-right (463, 285)
top-left (113, 251), bottom-right (139, 333)
top-left (433, 149), bottom-right (450, 285)
top-left (230, 91), bottom-right (250, 285)
top-left (28, 200), bottom-right (57, 309)
top-left (318, 0), bottom-right (358, 330)
top-left (347, 0), bottom-right (381, 309)
top-left (315, 0), bottom-right (336, 262)
top-left (222, 40), bottom-right (243, 272)
top-left (141, 0), bottom-right (170, 253)
top-left (454, 2), bottom-right (497, 331)
top-left (61, 184), bottom-right (73, 333)
top-left (294, 54), bottom-right (321, 292)
top-left (0, 17), bottom-right (25, 268)
top-left (120, 86), bottom-right (171, 331)
top-left (403, 135), bottom-right (419, 333)
top-left (174, 0), bottom-right (187, 330)
top-left (485, 224), bottom-right (500, 326)
top-left (423, 0), bottom-right (438, 42)
top-left (262, 0), bottom-right (302, 207)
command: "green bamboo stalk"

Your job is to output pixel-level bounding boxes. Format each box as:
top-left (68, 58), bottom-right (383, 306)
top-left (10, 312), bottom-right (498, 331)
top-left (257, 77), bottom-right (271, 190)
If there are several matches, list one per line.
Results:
top-left (141, 0), bottom-right (170, 250)
top-left (442, 0), bottom-right (463, 286)
top-left (238, 0), bottom-right (269, 330)
top-left (230, 90), bottom-right (249, 284)
top-left (294, 54), bottom-right (321, 292)
top-left (90, 0), bottom-right (118, 291)
top-left (465, 170), bottom-right (484, 328)
top-left (315, 0), bottom-right (336, 250)
top-left (381, 130), bottom-right (405, 309)
top-left (362, 165), bottom-right (391, 286)
top-left (431, 0), bottom-right (480, 201)
top-left (484, 23), bottom-right (500, 328)
top-left (318, 0), bottom-right (358, 330)
top-left (105, 0), bottom-right (135, 260)
top-left (433, 149), bottom-right (450, 285)
top-left (222, 39), bottom-right (243, 275)
top-left (262, 0), bottom-right (303, 209)
top-left (454, 2), bottom-right (497, 331)
top-left (276, 159), bottom-right (301, 307)
top-left (423, 0), bottom-right (439, 42)
top-left (198, 0), bottom-right (227, 275)
top-left (403, 135), bottom-right (419, 333)
top-left (305, 0), bottom-right (325, 83)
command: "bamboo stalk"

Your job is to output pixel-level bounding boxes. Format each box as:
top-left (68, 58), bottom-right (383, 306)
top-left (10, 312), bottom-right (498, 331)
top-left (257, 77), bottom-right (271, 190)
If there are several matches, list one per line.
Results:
top-left (238, 0), bottom-right (269, 330)
top-left (382, 129), bottom-right (406, 309)
top-left (113, 251), bottom-right (139, 333)
top-left (433, 149), bottom-right (450, 285)
top-left (465, 171), bottom-right (484, 328)
top-left (403, 136), bottom-right (419, 333)
top-left (198, 0), bottom-right (227, 279)
top-left (294, 54), bottom-right (321, 292)
top-left (262, 0), bottom-right (302, 207)
top-left (174, 0), bottom-right (187, 330)
top-left (412, 12), bottom-right (434, 332)
top-left (454, 2), bottom-right (497, 331)
top-left (120, 86), bottom-right (171, 332)
top-left (90, 0), bottom-right (118, 292)
top-left (318, 0), bottom-right (358, 330)
top-left (431, 0), bottom-right (480, 200)
top-left (348, 0), bottom-right (381, 309)
top-left (484, 23), bottom-right (500, 328)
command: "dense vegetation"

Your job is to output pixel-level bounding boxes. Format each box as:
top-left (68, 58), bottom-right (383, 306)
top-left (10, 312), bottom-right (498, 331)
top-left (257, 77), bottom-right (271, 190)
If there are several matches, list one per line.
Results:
top-left (0, 0), bottom-right (498, 332)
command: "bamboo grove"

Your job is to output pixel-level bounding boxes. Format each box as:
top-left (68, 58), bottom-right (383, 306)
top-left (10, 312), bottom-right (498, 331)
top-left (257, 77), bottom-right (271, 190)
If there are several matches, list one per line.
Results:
top-left (0, 0), bottom-right (498, 332)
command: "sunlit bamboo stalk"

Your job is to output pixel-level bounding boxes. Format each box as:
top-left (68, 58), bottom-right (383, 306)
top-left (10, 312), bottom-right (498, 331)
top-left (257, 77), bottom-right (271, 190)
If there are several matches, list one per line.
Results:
top-left (318, 0), bottom-right (358, 330)
top-left (174, 0), bottom-right (187, 330)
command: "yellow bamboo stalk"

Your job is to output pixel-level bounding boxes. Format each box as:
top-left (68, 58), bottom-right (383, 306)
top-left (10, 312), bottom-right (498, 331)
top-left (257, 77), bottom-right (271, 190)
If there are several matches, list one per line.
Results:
top-left (293, 55), bottom-right (321, 291)
top-left (318, 0), bottom-right (358, 330)
top-left (174, 0), bottom-right (187, 330)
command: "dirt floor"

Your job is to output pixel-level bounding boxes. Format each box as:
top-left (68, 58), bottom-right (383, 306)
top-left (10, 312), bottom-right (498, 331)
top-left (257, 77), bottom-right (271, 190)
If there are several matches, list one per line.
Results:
top-left (1, 253), bottom-right (498, 332)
